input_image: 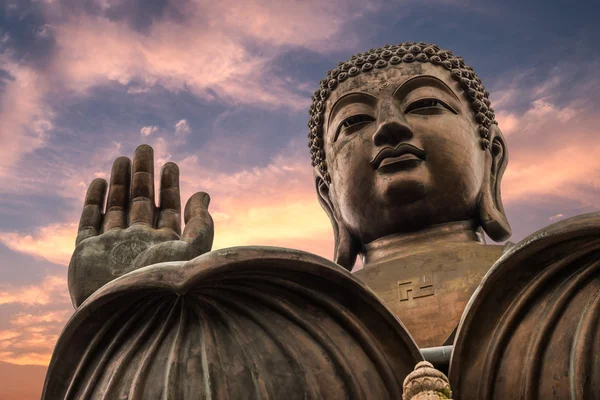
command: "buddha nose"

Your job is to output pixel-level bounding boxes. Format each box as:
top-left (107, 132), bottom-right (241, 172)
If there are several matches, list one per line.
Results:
top-left (372, 101), bottom-right (413, 147)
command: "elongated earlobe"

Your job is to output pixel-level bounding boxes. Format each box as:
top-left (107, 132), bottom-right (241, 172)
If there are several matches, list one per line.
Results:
top-left (478, 125), bottom-right (511, 241)
top-left (315, 174), bottom-right (358, 271)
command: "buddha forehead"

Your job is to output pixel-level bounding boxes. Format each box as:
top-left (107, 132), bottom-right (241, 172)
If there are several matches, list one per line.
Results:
top-left (325, 63), bottom-right (463, 115)
top-left (323, 62), bottom-right (468, 136)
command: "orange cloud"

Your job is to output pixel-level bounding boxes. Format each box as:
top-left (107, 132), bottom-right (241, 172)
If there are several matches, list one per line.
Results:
top-left (0, 225), bottom-right (76, 267)
top-left (495, 96), bottom-right (600, 206)
top-left (0, 276), bottom-right (69, 306)
top-left (0, 138), bottom-right (334, 266)
top-left (0, 309), bottom-right (71, 366)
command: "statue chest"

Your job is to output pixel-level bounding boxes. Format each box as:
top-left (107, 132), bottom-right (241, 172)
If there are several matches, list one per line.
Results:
top-left (353, 243), bottom-right (505, 348)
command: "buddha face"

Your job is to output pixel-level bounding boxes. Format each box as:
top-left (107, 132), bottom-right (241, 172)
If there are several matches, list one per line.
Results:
top-left (320, 62), bottom-right (487, 246)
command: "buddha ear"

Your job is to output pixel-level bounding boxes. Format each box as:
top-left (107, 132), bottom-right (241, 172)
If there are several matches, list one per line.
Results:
top-left (478, 124), bottom-right (512, 241)
top-left (315, 173), bottom-right (358, 271)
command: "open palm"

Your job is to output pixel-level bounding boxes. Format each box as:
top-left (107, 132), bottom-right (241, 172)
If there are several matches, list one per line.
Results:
top-left (68, 145), bottom-right (213, 308)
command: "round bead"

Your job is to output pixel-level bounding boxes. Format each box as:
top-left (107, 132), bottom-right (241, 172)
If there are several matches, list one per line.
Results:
top-left (478, 126), bottom-right (489, 138)
top-left (402, 53), bottom-right (415, 63)
top-left (424, 46), bottom-right (436, 56)
top-left (362, 62), bottom-right (374, 72)
top-left (430, 55), bottom-right (442, 65)
top-left (381, 50), bottom-right (393, 59)
top-left (410, 45), bottom-right (422, 54)
top-left (374, 59), bottom-right (388, 68)
top-left (389, 55), bottom-right (402, 65)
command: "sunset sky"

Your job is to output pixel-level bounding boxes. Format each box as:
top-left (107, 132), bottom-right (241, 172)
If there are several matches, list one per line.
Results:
top-left (1, 0), bottom-right (600, 398)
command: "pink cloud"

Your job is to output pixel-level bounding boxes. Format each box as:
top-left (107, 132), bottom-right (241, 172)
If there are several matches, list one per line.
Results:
top-left (174, 119), bottom-right (190, 136)
top-left (45, 6), bottom-right (336, 111)
top-left (140, 125), bottom-right (159, 137)
top-left (0, 56), bottom-right (53, 178)
top-left (0, 224), bottom-right (77, 267)
top-left (0, 137), bottom-right (333, 267)
top-left (212, 0), bottom-right (376, 50)
top-left (493, 74), bottom-right (600, 207)
top-left (0, 309), bottom-right (71, 366)
top-left (0, 275), bottom-right (69, 306)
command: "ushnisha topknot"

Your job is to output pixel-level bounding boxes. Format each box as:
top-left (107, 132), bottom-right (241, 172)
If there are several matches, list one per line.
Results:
top-left (308, 42), bottom-right (497, 183)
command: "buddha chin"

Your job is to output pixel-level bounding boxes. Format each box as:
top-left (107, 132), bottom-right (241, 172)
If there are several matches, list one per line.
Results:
top-left (375, 159), bottom-right (429, 205)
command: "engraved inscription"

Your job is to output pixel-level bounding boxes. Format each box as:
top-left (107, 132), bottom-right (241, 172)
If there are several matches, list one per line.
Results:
top-left (110, 239), bottom-right (150, 273)
top-left (398, 274), bottom-right (434, 301)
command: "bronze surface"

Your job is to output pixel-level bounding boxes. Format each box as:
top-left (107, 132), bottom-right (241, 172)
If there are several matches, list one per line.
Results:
top-left (355, 239), bottom-right (504, 347)
top-left (44, 247), bottom-right (422, 399)
top-left (450, 212), bottom-right (600, 399)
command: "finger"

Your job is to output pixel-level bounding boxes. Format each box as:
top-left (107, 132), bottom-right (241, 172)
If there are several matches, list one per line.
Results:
top-left (129, 144), bottom-right (155, 226)
top-left (102, 156), bottom-right (131, 232)
top-left (182, 192), bottom-right (214, 254)
top-left (76, 178), bottom-right (107, 245)
top-left (157, 162), bottom-right (181, 235)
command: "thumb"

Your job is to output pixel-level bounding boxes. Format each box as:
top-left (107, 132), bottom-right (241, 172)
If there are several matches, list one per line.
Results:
top-left (182, 192), bottom-right (214, 255)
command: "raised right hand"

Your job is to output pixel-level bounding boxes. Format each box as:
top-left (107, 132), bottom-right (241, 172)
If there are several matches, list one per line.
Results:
top-left (68, 144), bottom-right (214, 308)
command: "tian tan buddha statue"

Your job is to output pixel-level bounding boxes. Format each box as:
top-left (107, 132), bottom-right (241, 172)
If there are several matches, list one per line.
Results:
top-left (43, 42), bottom-right (600, 399)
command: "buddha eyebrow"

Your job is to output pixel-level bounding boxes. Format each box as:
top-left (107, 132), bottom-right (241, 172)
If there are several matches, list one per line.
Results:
top-left (327, 92), bottom-right (378, 133)
top-left (392, 75), bottom-right (461, 103)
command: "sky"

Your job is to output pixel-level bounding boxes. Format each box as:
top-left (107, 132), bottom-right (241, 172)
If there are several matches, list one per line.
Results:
top-left (1, 0), bottom-right (600, 398)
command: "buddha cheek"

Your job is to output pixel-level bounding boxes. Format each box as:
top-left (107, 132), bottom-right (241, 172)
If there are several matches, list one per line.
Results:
top-left (423, 131), bottom-right (483, 215)
top-left (329, 141), bottom-right (377, 231)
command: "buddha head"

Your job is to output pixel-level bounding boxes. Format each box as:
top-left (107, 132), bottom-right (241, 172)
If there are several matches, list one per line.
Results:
top-left (308, 42), bottom-right (511, 270)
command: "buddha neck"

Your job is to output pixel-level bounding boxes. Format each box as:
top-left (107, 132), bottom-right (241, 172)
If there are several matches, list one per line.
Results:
top-left (362, 220), bottom-right (485, 266)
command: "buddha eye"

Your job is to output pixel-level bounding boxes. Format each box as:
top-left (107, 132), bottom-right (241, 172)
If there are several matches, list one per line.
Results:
top-left (405, 98), bottom-right (457, 115)
top-left (336, 114), bottom-right (375, 137)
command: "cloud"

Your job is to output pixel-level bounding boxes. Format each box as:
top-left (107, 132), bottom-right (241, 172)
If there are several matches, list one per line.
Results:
top-left (0, 223), bottom-right (76, 267)
top-left (0, 137), bottom-right (333, 265)
top-left (210, 0), bottom-right (379, 50)
top-left (45, 11), bottom-right (307, 111)
top-left (140, 125), bottom-right (159, 136)
top-left (0, 275), bottom-right (69, 306)
top-left (493, 71), bottom-right (600, 207)
top-left (549, 213), bottom-right (565, 221)
top-left (173, 137), bottom-right (333, 256)
top-left (174, 119), bottom-right (190, 136)
top-left (0, 56), bottom-right (53, 177)
top-left (0, 309), bottom-right (71, 366)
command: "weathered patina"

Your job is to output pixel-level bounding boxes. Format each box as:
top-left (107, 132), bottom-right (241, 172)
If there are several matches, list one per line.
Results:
top-left (310, 42), bottom-right (510, 347)
top-left (42, 41), bottom-right (600, 399)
